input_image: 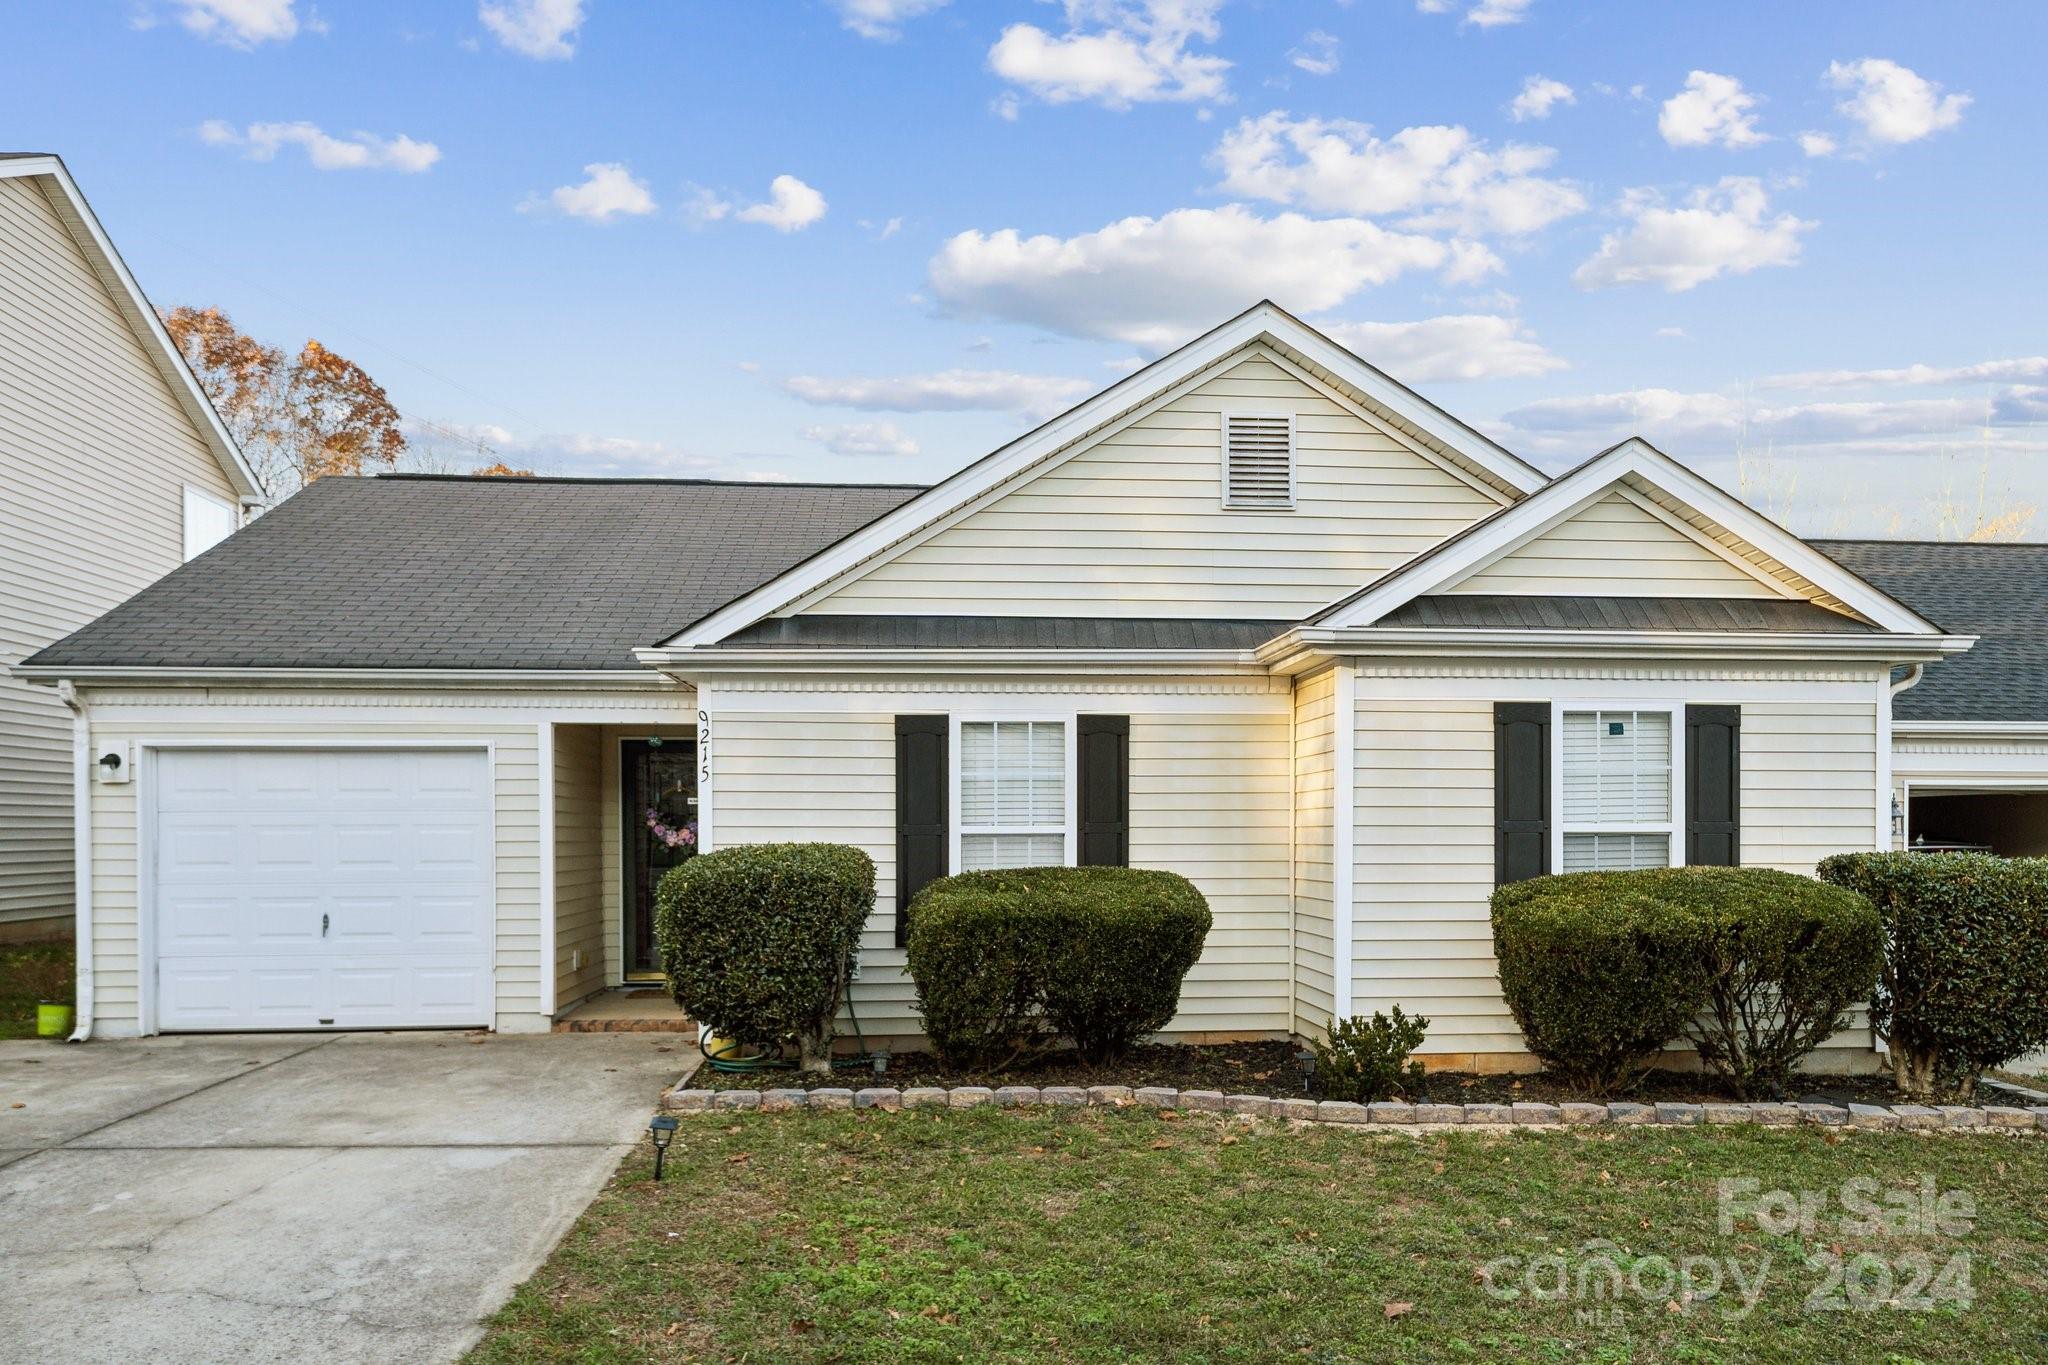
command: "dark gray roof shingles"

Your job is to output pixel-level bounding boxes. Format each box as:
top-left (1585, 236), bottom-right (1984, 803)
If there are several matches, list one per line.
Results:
top-left (1813, 540), bottom-right (2048, 723)
top-left (1373, 595), bottom-right (1876, 634)
top-left (27, 475), bottom-right (923, 671)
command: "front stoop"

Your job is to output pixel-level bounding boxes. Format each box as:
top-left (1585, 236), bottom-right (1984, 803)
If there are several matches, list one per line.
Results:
top-left (553, 988), bottom-right (695, 1034)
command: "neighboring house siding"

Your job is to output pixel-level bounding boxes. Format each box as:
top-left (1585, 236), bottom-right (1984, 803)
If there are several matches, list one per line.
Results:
top-left (1350, 667), bottom-right (1886, 1065)
top-left (71, 686), bottom-right (695, 1036)
top-left (802, 350), bottom-right (1506, 619)
top-left (0, 176), bottom-right (239, 928)
top-left (1449, 491), bottom-right (1783, 598)
top-left (1291, 665), bottom-right (1336, 1036)
top-left (553, 724), bottom-right (604, 1009)
top-left (707, 675), bottom-right (1295, 1041)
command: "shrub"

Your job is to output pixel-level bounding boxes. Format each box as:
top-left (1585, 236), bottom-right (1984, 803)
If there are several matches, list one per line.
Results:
top-left (1675, 869), bottom-right (1881, 1099)
top-left (1492, 872), bottom-right (1717, 1093)
top-left (1311, 1007), bottom-right (1429, 1104)
top-left (1819, 851), bottom-right (2048, 1098)
top-left (907, 866), bottom-right (1211, 1065)
top-left (654, 842), bottom-right (875, 1074)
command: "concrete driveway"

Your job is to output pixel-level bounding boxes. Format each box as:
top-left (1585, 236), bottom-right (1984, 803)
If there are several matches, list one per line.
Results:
top-left (0, 1031), bottom-right (689, 1364)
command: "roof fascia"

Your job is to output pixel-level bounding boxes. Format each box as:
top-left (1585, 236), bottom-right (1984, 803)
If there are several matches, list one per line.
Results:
top-left (1257, 624), bottom-right (1976, 673)
top-left (11, 665), bottom-right (675, 688)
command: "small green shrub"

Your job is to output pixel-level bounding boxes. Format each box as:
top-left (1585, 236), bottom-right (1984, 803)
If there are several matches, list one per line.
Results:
top-left (907, 866), bottom-right (1211, 1065)
top-left (1312, 1007), bottom-right (1429, 1103)
top-left (1675, 869), bottom-right (1881, 1099)
top-left (1819, 851), bottom-right (2048, 1098)
top-left (1492, 872), bottom-right (1716, 1093)
top-left (655, 842), bottom-right (875, 1073)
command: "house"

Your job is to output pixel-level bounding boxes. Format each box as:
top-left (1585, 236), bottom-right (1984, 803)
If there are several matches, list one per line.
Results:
top-left (0, 155), bottom-right (264, 942)
top-left (18, 301), bottom-right (2042, 1071)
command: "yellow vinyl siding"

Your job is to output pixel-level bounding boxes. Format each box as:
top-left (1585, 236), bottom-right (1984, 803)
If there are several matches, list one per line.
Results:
top-left (1291, 667), bottom-right (1336, 1036)
top-left (553, 725), bottom-right (605, 1009)
top-left (1449, 491), bottom-right (1782, 598)
top-left (804, 352), bottom-right (1503, 619)
top-left (1351, 674), bottom-right (1885, 1064)
top-left (709, 679), bottom-right (1294, 1042)
top-left (0, 177), bottom-right (240, 926)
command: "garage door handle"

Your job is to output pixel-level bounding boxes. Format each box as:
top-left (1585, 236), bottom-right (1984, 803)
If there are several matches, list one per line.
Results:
top-left (321, 913), bottom-right (329, 938)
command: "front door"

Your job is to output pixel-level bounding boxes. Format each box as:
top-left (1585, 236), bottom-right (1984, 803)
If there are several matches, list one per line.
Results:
top-left (621, 738), bottom-right (699, 978)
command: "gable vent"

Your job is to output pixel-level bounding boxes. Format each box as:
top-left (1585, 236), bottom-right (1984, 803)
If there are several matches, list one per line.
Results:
top-left (1222, 414), bottom-right (1295, 509)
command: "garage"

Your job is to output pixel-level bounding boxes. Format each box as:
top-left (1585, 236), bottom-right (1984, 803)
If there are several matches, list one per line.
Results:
top-left (151, 747), bottom-right (494, 1031)
top-left (1904, 785), bottom-right (2048, 857)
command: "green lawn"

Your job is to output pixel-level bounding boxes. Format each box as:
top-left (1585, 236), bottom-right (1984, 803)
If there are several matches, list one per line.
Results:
top-left (472, 1108), bottom-right (2048, 1363)
top-left (0, 940), bottom-right (71, 1041)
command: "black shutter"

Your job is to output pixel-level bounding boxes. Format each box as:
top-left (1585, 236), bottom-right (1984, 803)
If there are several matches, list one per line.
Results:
top-left (1076, 715), bottom-right (1130, 867)
top-left (1686, 704), bottom-right (1741, 866)
top-left (1495, 702), bottom-right (1550, 885)
top-left (895, 715), bottom-right (947, 945)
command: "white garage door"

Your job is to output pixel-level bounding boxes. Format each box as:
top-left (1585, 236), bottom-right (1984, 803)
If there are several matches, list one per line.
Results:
top-left (153, 748), bottom-right (494, 1031)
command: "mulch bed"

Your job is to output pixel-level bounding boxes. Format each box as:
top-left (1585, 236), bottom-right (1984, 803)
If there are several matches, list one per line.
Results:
top-left (692, 1038), bottom-right (1914, 1106)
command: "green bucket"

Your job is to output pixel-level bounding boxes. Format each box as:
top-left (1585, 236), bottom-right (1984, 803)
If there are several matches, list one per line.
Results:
top-left (36, 1003), bottom-right (74, 1038)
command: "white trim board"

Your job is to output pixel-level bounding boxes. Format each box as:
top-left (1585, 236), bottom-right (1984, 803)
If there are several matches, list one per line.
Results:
top-left (662, 302), bottom-right (1547, 650)
top-left (1309, 438), bottom-right (1948, 638)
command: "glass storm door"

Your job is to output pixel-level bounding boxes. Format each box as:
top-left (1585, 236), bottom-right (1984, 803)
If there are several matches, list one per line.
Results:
top-left (621, 738), bottom-right (698, 977)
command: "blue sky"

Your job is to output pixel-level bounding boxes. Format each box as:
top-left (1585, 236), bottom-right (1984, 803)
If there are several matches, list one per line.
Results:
top-left (8, 1), bottom-right (2045, 534)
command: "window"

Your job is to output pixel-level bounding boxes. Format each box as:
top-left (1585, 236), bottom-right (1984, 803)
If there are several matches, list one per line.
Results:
top-left (183, 485), bottom-right (238, 561)
top-left (957, 719), bottom-right (1069, 871)
top-left (1558, 708), bottom-right (1678, 871)
top-left (1222, 413), bottom-right (1294, 509)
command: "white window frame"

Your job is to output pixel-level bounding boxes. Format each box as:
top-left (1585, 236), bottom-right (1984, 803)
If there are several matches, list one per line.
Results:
top-left (182, 483), bottom-right (239, 561)
top-left (949, 713), bottom-right (1079, 873)
top-left (1550, 701), bottom-right (1686, 872)
top-left (1219, 411), bottom-right (1297, 511)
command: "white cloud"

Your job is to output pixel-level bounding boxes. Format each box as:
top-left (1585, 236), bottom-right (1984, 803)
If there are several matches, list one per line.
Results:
top-left (521, 162), bottom-right (656, 221)
top-left (1654, 326), bottom-right (1689, 340)
top-left (988, 0), bottom-right (1231, 109)
top-left (1289, 30), bottom-right (1339, 77)
top-left (991, 91), bottom-right (1022, 121)
top-left (1798, 131), bottom-right (1838, 158)
top-left (928, 204), bottom-right (1465, 349)
top-left (802, 421), bottom-right (922, 457)
top-left (736, 175), bottom-right (828, 232)
top-left (1465, 0), bottom-right (1533, 27)
top-left (198, 120), bottom-right (440, 172)
top-left (1572, 177), bottom-right (1812, 292)
top-left (1761, 356), bottom-right (2048, 391)
top-left (1658, 71), bottom-right (1767, 149)
top-left (479, 0), bottom-right (585, 59)
top-left (1508, 75), bottom-right (1573, 122)
top-left (1212, 113), bottom-right (1584, 238)
top-left (783, 369), bottom-right (1093, 419)
top-left (413, 419), bottom-right (733, 478)
top-left (1825, 58), bottom-right (1970, 145)
top-left (1322, 314), bottom-right (1565, 382)
top-left (171, 0), bottom-right (300, 47)
top-left (828, 0), bottom-right (949, 40)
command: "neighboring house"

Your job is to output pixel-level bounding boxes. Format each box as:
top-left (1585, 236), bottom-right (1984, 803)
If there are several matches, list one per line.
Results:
top-left (0, 155), bottom-right (262, 941)
top-left (16, 301), bottom-right (2041, 1071)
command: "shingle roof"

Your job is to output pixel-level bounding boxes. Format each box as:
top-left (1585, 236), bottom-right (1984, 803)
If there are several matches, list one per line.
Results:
top-left (1813, 540), bottom-right (2048, 723)
top-left (26, 475), bottom-right (924, 671)
top-left (1371, 595), bottom-right (1876, 634)
top-left (714, 616), bottom-right (1286, 651)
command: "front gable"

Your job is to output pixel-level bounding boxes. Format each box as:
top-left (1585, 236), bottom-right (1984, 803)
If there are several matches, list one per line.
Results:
top-left (1447, 488), bottom-right (1790, 599)
top-left (799, 346), bottom-right (1510, 621)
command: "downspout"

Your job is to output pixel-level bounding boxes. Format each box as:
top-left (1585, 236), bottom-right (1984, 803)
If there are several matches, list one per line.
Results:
top-left (1891, 663), bottom-right (1925, 696)
top-left (57, 682), bottom-right (93, 1042)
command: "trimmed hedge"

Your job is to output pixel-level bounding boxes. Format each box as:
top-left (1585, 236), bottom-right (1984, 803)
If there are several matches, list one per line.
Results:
top-left (1492, 867), bottom-right (1878, 1096)
top-left (1492, 871), bottom-right (1715, 1093)
top-left (906, 866), bottom-right (1211, 1065)
top-left (1819, 851), bottom-right (2048, 1098)
top-left (654, 842), bottom-right (875, 1074)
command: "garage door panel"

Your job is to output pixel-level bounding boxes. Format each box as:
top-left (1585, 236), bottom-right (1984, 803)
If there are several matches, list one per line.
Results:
top-left (153, 748), bottom-right (494, 1033)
